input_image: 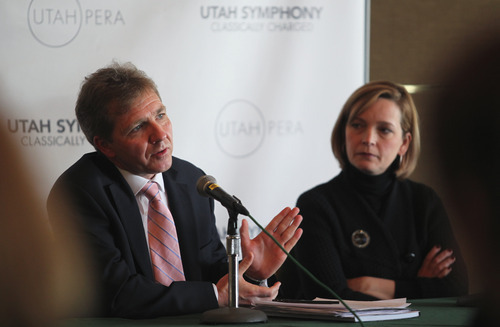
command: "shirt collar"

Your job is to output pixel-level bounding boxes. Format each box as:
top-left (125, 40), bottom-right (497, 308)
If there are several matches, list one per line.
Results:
top-left (116, 167), bottom-right (165, 196)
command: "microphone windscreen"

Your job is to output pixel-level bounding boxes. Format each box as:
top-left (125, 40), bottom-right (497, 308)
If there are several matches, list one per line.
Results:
top-left (196, 175), bottom-right (216, 197)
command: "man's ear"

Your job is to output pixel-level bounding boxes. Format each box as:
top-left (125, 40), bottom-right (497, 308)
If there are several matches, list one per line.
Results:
top-left (94, 136), bottom-right (115, 159)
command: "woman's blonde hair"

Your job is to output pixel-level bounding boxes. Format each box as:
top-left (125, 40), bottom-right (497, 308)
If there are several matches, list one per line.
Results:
top-left (331, 81), bottom-right (420, 179)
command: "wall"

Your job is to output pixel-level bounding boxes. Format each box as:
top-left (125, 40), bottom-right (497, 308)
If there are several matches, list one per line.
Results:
top-left (0, 0), bottom-right (366, 237)
top-left (370, 0), bottom-right (500, 293)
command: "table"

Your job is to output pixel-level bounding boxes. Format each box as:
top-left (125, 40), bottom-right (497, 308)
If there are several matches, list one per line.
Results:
top-left (57, 298), bottom-right (477, 327)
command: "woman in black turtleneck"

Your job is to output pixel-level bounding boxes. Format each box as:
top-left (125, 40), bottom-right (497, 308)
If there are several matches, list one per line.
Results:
top-left (279, 81), bottom-right (468, 301)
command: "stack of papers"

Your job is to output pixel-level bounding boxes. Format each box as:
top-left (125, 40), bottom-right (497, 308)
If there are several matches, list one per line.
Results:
top-left (249, 297), bottom-right (419, 322)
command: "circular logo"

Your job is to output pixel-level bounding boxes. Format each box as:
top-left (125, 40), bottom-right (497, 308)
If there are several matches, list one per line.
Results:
top-left (28, 0), bottom-right (82, 48)
top-left (215, 100), bottom-right (265, 158)
top-left (351, 229), bottom-right (370, 248)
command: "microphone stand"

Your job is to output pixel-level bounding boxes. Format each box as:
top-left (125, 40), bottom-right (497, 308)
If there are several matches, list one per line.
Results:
top-left (201, 204), bottom-right (267, 324)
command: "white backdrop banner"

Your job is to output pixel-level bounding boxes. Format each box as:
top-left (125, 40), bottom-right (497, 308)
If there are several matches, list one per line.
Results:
top-left (0, 0), bottom-right (366, 238)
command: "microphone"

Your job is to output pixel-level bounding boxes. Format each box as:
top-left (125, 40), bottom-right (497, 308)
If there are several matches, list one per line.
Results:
top-left (197, 176), bottom-right (360, 323)
top-left (196, 175), bottom-right (249, 216)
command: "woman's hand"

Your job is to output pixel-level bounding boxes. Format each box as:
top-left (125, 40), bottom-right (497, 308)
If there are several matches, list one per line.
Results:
top-left (418, 245), bottom-right (455, 278)
top-left (347, 276), bottom-right (395, 299)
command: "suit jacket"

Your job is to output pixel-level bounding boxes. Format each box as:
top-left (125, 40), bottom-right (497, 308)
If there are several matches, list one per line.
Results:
top-left (47, 152), bottom-right (228, 318)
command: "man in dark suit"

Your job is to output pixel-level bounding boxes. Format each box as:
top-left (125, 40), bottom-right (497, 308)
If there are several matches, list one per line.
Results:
top-left (47, 62), bottom-right (302, 318)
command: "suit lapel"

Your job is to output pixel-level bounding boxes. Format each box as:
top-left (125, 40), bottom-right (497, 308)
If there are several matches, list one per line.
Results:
top-left (106, 171), bottom-right (154, 280)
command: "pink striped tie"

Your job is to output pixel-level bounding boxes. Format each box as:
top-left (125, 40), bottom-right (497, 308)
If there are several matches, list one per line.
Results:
top-left (142, 181), bottom-right (185, 286)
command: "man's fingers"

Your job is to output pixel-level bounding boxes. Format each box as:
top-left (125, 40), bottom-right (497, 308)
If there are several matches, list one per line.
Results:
top-left (240, 219), bottom-right (249, 235)
top-left (239, 252), bottom-right (254, 275)
top-left (266, 281), bottom-right (281, 298)
top-left (271, 207), bottom-right (300, 235)
top-left (264, 207), bottom-right (291, 232)
top-left (266, 207), bottom-right (301, 232)
top-left (282, 228), bottom-right (303, 252)
top-left (240, 219), bottom-right (250, 247)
